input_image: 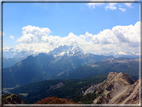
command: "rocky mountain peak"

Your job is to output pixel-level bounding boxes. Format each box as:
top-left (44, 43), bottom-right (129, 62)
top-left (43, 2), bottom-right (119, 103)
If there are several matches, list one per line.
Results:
top-left (106, 72), bottom-right (135, 87)
top-left (84, 72), bottom-right (139, 104)
top-left (49, 45), bottom-right (84, 57)
top-left (106, 72), bottom-right (118, 81)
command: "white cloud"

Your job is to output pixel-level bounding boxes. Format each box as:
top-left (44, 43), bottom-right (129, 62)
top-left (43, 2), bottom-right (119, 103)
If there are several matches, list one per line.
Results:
top-left (14, 22), bottom-right (140, 55)
top-left (86, 3), bottom-right (104, 8)
top-left (125, 3), bottom-right (132, 8)
top-left (17, 25), bottom-right (51, 43)
top-left (112, 21), bottom-right (140, 44)
top-left (87, 2), bottom-right (134, 11)
top-left (119, 8), bottom-right (126, 12)
top-left (10, 35), bottom-right (14, 39)
top-left (105, 3), bottom-right (117, 10)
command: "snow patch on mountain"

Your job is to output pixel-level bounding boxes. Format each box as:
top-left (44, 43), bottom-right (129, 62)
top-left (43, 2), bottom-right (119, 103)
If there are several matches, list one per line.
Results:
top-left (49, 45), bottom-right (84, 57)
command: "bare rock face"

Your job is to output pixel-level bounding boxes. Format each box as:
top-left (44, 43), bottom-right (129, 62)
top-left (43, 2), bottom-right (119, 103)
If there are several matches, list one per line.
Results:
top-left (84, 72), bottom-right (140, 104)
top-left (107, 78), bottom-right (140, 104)
top-left (83, 80), bottom-right (105, 95)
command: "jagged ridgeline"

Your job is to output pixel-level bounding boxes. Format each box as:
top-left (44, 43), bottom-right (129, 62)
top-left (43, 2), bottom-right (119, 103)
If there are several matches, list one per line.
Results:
top-left (3, 45), bottom-right (114, 88)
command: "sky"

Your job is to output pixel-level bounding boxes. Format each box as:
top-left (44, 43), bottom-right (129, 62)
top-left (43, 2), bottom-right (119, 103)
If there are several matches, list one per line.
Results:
top-left (2, 2), bottom-right (141, 55)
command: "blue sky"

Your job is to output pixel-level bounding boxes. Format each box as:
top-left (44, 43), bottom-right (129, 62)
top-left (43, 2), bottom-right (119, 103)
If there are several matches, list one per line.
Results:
top-left (2, 2), bottom-right (140, 55)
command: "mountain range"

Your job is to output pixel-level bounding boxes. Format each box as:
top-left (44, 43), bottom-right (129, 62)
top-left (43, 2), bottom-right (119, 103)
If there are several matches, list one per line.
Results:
top-left (3, 45), bottom-right (139, 59)
top-left (3, 45), bottom-right (114, 88)
top-left (2, 45), bottom-right (140, 105)
top-left (3, 45), bottom-right (139, 69)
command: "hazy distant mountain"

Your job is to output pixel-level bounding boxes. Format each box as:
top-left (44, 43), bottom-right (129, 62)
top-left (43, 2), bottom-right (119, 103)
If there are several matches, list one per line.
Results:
top-left (3, 57), bottom-right (24, 68)
top-left (3, 48), bottom-right (36, 59)
top-left (3, 48), bottom-right (15, 58)
top-left (103, 51), bottom-right (139, 59)
top-left (3, 49), bottom-right (37, 68)
top-left (3, 45), bottom-right (114, 88)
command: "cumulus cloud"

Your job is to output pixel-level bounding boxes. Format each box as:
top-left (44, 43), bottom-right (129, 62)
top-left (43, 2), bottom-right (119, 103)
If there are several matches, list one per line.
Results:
top-left (119, 8), bottom-right (126, 12)
top-left (17, 25), bottom-right (51, 43)
top-left (10, 35), bottom-right (14, 39)
top-left (14, 22), bottom-right (140, 55)
top-left (85, 29), bottom-right (120, 44)
top-left (112, 21), bottom-right (140, 44)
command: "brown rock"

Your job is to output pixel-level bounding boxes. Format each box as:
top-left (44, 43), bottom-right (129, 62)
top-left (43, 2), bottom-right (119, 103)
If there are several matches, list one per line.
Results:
top-left (34, 96), bottom-right (78, 104)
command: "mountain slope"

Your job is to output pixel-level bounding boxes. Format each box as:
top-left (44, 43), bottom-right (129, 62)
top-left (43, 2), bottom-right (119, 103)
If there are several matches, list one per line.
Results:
top-left (58, 58), bottom-right (139, 80)
top-left (5, 74), bottom-right (107, 103)
top-left (3, 53), bottom-right (56, 88)
top-left (3, 57), bottom-right (24, 68)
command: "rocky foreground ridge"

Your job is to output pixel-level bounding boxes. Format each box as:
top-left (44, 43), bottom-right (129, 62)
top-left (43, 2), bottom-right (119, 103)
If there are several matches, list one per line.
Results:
top-left (84, 72), bottom-right (140, 104)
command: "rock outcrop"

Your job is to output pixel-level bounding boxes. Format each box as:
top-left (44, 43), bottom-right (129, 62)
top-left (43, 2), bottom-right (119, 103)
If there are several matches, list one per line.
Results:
top-left (84, 72), bottom-right (140, 104)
